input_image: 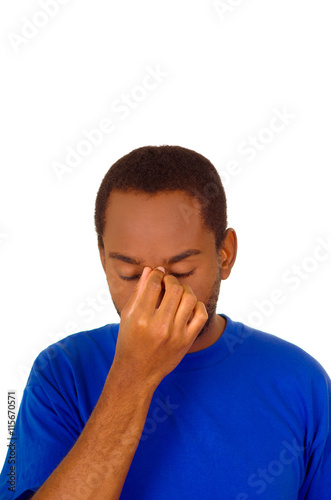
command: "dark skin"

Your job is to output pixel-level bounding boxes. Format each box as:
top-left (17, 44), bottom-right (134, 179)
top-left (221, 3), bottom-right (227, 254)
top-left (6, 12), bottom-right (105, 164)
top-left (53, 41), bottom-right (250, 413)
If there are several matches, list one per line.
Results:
top-left (32, 189), bottom-right (238, 499)
top-left (99, 189), bottom-right (237, 354)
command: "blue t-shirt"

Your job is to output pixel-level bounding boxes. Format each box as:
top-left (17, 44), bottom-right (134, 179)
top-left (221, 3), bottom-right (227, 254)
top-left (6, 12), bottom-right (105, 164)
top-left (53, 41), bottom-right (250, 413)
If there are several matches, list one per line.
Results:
top-left (0, 314), bottom-right (330, 499)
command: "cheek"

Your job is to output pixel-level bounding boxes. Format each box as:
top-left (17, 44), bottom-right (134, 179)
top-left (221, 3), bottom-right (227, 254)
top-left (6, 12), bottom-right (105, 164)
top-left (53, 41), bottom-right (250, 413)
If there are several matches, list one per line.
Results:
top-left (187, 273), bottom-right (213, 302)
top-left (105, 270), bottom-right (127, 301)
top-left (191, 284), bottom-right (207, 304)
top-left (177, 278), bottom-right (205, 305)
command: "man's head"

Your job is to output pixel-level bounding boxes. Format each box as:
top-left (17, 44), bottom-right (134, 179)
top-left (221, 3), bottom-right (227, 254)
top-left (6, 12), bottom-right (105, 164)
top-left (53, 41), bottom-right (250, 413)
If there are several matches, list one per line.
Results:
top-left (95, 145), bottom-right (237, 342)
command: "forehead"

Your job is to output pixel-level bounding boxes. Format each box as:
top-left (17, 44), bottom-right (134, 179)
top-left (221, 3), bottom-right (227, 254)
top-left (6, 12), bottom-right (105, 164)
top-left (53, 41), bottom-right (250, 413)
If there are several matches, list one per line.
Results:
top-left (103, 189), bottom-right (214, 253)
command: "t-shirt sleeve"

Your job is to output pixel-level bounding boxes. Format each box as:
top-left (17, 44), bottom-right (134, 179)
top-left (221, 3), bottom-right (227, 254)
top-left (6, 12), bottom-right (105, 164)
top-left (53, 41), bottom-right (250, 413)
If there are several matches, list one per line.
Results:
top-left (299, 366), bottom-right (331, 499)
top-left (302, 434), bottom-right (331, 499)
top-left (0, 347), bottom-right (81, 499)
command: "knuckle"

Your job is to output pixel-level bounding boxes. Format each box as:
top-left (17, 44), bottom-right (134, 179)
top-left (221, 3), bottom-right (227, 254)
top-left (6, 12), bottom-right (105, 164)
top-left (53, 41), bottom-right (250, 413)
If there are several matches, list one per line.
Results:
top-left (154, 320), bottom-right (169, 337)
top-left (197, 301), bottom-right (208, 318)
top-left (120, 304), bottom-right (129, 318)
top-left (181, 283), bottom-right (193, 293)
top-left (170, 283), bottom-right (183, 296)
top-left (163, 274), bottom-right (177, 284)
top-left (136, 315), bottom-right (148, 330)
top-left (201, 309), bottom-right (208, 320)
top-left (183, 292), bottom-right (197, 308)
top-left (147, 279), bottom-right (162, 291)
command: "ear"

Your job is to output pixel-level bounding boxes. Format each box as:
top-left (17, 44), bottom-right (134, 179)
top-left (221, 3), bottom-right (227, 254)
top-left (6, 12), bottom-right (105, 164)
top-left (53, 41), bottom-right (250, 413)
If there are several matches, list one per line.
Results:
top-left (98, 245), bottom-right (106, 274)
top-left (218, 228), bottom-right (238, 280)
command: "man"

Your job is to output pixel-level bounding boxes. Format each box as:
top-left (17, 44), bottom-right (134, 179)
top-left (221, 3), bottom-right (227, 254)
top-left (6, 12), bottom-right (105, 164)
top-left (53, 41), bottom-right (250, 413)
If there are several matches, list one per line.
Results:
top-left (0, 145), bottom-right (330, 499)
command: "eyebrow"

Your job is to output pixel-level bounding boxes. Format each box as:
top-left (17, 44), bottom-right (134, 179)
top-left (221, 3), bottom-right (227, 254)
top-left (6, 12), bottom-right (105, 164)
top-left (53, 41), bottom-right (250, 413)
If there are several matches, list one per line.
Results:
top-left (108, 249), bottom-right (202, 266)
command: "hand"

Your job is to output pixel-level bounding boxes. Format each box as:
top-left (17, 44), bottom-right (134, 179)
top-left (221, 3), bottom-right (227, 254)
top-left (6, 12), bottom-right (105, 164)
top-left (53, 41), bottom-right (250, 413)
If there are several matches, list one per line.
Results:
top-left (111, 266), bottom-right (208, 388)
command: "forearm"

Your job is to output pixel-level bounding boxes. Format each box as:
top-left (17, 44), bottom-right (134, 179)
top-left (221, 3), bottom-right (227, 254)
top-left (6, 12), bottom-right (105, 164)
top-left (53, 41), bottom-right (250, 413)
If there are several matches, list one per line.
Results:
top-left (33, 367), bottom-right (156, 500)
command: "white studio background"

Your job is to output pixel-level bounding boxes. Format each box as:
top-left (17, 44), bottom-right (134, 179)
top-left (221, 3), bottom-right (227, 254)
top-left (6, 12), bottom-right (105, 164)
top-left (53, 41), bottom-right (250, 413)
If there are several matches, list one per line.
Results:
top-left (0, 0), bottom-right (330, 467)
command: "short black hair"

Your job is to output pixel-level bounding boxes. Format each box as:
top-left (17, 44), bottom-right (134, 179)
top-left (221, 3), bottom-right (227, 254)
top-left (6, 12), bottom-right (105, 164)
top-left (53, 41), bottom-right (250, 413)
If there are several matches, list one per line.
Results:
top-left (94, 145), bottom-right (228, 252)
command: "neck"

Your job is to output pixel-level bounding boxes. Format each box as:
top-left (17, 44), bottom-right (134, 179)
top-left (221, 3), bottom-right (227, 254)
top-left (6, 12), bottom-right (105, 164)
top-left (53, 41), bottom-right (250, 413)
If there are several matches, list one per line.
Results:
top-left (187, 314), bottom-right (226, 353)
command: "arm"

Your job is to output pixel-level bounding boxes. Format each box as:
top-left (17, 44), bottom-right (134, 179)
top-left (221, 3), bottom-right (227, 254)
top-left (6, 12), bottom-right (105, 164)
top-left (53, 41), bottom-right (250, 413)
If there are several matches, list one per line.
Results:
top-left (32, 366), bottom-right (156, 500)
top-left (33, 266), bottom-right (207, 499)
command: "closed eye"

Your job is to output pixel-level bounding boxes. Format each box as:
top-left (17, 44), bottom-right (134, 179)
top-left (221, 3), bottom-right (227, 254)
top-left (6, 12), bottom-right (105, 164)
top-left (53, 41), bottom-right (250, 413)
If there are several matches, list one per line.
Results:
top-left (120, 270), bottom-right (195, 281)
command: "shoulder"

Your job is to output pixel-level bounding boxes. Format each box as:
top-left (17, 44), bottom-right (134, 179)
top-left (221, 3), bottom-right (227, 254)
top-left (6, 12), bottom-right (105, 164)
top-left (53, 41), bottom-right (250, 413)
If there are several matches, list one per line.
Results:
top-left (232, 318), bottom-right (330, 388)
top-left (27, 322), bottom-right (119, 384)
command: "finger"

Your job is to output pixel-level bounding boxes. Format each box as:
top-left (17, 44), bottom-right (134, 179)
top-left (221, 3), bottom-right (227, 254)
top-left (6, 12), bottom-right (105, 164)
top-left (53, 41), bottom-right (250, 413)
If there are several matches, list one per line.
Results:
top-left (125, 266), bottom-right (152, 316)
top-left (155, 274), bottom-right (184, 320)
top-left (126, 266), bottom-right (166, 317)
top-left (135, 266), bottom-right (167, 316)
top-left (186, 301), bottom-right (208, 341)
top-left (172, 283), bottom-right (198, 329)
top-left (173, 284), bottom-right (206, 333)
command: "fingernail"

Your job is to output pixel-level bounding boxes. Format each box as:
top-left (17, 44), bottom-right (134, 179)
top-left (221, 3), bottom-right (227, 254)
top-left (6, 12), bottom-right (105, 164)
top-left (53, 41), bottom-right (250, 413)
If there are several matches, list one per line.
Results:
top-left (141, 266), bottom-right (151, 278)
top-left (155, 266), bottom-right (165, 273)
